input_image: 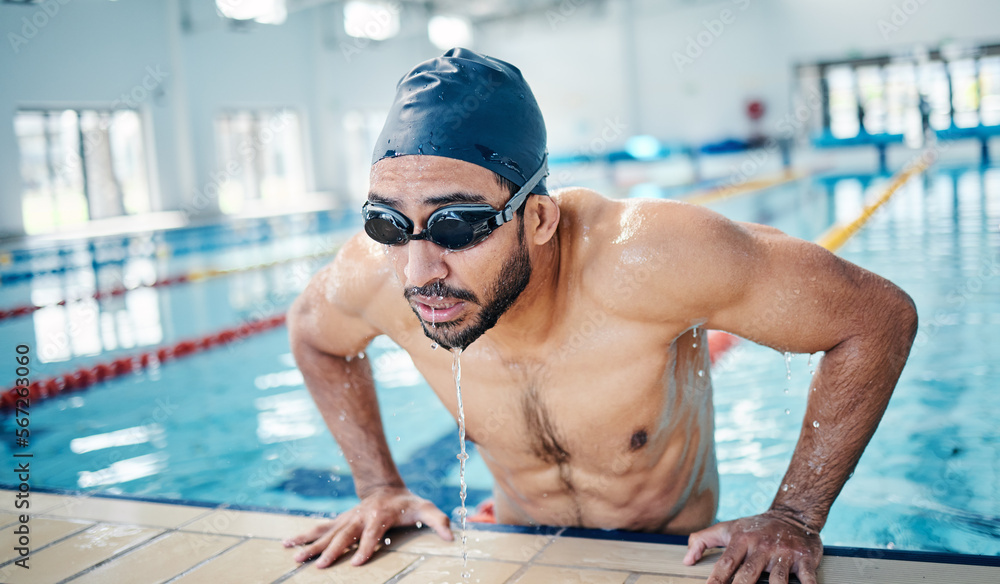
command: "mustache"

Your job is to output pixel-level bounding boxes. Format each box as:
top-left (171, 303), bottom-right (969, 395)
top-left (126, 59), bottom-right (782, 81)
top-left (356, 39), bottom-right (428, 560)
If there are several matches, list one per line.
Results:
top-left (404, 280), bottom-right (479, 304)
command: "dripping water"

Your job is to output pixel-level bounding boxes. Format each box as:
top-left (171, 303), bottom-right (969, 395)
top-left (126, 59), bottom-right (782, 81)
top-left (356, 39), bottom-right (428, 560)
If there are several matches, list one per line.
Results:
top-left (783, 352), bottom-right (792, 380)
top-left (452, 348), bottom-right (470, 578)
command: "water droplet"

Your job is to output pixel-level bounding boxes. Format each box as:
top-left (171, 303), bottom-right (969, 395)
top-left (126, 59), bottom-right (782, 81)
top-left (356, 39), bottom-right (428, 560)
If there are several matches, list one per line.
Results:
top-left (812, 420), bottom-right (820, 428)
top-left (415, 520), bottom-right (423, 528)
top-left (807, 354), bottom-right (813, 368)
top-left (782, 483), bottom-right (789, 492)
top-left (357, 351), bottom-right (365, 359)
top-left (396, 436), bottom-right (400, 442)
top-left (338, 413), bottom-right (346, 421)
top-left (784, 352), bottom-right (792, 380)
top-left (887, 542), bottom-right (895, 549)
top-left (785, 409), bottom-right (790, 415)
top-left (430, 342), bottom-right (438, 350)
top-left (384, 537), bottom-right (391, 545)
top-left (783, 387), bottom-right (789, 394)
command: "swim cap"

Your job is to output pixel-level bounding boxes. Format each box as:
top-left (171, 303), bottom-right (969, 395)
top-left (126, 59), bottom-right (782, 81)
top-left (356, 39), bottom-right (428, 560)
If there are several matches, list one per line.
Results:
top-left (372, 47), bottom-right (549, 196)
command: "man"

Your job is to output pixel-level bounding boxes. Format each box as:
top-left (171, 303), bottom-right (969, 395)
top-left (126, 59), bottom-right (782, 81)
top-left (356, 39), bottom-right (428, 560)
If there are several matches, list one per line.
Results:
top-left (283, 48), bottom-right (917, 584)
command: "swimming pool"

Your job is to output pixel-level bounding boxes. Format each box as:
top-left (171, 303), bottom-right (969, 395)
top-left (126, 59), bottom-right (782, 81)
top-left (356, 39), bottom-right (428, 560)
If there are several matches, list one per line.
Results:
top-left (1, 167), bottom-right (997, 556)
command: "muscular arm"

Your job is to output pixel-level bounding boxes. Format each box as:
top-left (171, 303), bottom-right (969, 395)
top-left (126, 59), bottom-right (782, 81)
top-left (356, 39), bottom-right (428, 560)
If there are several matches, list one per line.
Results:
top-left (634, 201), bottom-right (916, 582)
top-left (288, 303), bottom-right (402, 497)
top-left (703, 216), bottom-right (918, 532)
top-left (284, 234), bottom-right (451, 567)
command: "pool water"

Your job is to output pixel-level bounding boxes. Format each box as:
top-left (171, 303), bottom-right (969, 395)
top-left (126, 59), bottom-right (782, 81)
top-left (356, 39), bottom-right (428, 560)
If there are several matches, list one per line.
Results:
top-left (1, 169), bottom-right (997, 555)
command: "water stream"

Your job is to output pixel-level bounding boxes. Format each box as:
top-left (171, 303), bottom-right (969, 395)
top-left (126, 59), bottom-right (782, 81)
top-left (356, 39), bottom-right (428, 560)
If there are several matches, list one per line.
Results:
top-left (452, 348), bottom-right (470, 579)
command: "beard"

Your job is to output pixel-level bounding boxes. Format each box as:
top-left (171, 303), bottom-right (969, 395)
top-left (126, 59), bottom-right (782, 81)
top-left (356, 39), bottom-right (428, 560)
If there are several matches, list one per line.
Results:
top-left (405, 224), bottom-right (532, 351)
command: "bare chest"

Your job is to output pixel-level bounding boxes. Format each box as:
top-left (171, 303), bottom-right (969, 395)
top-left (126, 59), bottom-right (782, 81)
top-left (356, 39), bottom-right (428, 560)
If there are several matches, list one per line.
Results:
top-left (396, 320), bottom-right (709, 471)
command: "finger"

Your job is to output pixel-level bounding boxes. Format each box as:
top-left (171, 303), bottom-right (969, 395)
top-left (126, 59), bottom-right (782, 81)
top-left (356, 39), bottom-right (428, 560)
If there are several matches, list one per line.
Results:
top-left (418, 505), bottom-right (454, 541)
top-left (732, 553), bottom-right (766, 584)
top-left (793, 562), bottom-right (820, 584)
top-left (352, 517), bottom-right (390, 566)
top-left (283, 521), bottom-right (336, 547)
top-left (293, 528), bottom-right (338, 563)
top-left (767, 556), bottom-right (791, 584)
top-left (705, 544), bottom-right (746, 584)
top-left (314, 524), bottom-right (363, 569)
top-left (683, 522), bottom-right (731, 565)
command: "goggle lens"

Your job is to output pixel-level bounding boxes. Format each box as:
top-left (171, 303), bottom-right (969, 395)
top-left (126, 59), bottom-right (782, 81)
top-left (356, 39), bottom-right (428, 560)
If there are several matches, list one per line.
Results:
top-left (427, 216), bottom-right (475, 249)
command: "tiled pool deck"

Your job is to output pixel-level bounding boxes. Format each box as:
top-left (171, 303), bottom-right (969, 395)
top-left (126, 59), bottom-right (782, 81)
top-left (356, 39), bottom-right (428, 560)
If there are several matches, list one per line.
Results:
top-left (0, 489), bottom-right (997, 583)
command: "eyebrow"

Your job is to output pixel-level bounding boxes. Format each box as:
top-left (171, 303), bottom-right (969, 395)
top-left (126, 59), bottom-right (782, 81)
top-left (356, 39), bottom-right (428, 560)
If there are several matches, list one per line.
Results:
top-left (367, 191), bottom-right (492, 208)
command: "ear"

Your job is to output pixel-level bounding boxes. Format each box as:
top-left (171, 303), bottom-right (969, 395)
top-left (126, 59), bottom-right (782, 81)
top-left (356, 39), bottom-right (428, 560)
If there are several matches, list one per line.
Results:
top-left (527, 195), bottom-right (560, 246)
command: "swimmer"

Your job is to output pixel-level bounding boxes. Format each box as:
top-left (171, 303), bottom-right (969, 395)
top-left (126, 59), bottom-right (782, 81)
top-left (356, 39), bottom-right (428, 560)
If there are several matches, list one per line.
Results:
top-left (283, 48), bottom-right (917, 584)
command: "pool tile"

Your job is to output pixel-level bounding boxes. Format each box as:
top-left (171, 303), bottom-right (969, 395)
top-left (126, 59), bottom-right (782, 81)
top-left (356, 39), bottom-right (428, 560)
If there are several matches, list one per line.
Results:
top-left (0, 523), bottom-right (162, 584)
top-left (534, 536), bottom-right (719, 577)
top-left (395, 555), bottom-right (520, 584)
top-left (173, 536), bottom-right (302, 582)
top-left (0, 517), bottom-right (93, 563)
top-left (818, 555), bottom-right (1000, 583)
top-left (633, 576), bottom-right (709, 584)
top-left (397, 528), bottom-right (552, 562)
top-left (0, 511), bottom-right (21, 528)
top-left (38, 494), bottom-right (210, 527)
top-left (511, 565), bottom-right (630, 583)
top-left (284, 551), bottom-right (420, 584)
top-left (181, 508), bottom-right (329, 539)
top-left (69, 530), bottom-right (241, 584)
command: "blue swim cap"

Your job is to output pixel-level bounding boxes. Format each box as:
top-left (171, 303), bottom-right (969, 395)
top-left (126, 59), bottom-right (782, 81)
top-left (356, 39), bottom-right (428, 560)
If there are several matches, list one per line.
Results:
top-left (372, 47), bottom-right (549, 196)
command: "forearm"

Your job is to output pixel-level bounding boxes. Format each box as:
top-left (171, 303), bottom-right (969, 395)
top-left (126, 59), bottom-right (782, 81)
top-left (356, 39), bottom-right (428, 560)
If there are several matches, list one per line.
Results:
top-left (770, 296), bottom-right (917, 531)
top-left (296, 341), bottom-right (404, 498)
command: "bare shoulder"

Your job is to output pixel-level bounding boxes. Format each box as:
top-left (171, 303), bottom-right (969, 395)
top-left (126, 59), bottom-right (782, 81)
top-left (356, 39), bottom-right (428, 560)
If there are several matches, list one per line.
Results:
top-left (559, 191), bottom-right (759, 324)
top-left (288, 231), bottom-right (402, 356)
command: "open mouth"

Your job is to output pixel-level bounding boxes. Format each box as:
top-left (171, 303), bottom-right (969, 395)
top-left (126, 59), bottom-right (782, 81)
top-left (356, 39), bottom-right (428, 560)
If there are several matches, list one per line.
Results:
top-left (413, 298), bottom-right (466, 323)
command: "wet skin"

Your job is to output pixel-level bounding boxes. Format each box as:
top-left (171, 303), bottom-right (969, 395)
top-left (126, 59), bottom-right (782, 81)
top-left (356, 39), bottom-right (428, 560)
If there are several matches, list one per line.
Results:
top-left (285, 156), bottom-right (917, 584)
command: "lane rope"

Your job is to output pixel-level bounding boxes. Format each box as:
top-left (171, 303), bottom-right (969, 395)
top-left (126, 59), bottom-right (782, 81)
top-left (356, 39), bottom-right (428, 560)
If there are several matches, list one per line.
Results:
top-left (682, 170), bottom-right (803, 206)
top-left (1, 314), bottom-right (287, 412)
top-left (0, 248), bottom-right (339, 324)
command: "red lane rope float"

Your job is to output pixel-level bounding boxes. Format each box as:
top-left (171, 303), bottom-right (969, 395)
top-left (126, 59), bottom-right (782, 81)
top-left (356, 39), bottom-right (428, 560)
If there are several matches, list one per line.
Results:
top-left (708, 331), bottom-right (740, 365)
top-left (0, 275), bottom-right (191, 323)
top-left (0, 313), bottom-right (286, 412)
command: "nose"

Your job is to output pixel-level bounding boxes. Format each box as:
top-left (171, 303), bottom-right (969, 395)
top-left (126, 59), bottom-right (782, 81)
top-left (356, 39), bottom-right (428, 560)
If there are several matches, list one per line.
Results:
top-left (402, 239), bottom-right (448, 288)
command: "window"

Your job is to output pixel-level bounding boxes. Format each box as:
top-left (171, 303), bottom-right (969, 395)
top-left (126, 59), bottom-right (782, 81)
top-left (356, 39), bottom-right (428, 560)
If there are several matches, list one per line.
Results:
top-left (14, 108), bottom-right (151, 235)
top-left (343, 109), bottom-right (388, 207)
top-left (214, 108), bottom-right (306, 214)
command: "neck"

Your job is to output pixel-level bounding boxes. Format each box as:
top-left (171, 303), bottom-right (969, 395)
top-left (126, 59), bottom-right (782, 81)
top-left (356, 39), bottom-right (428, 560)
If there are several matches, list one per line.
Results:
top-left (482, 230), bottom-right (563, 354)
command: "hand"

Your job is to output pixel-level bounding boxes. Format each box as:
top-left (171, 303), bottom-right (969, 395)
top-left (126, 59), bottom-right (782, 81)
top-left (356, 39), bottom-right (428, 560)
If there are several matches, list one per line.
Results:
top-left (683, 510), bottom-right (823, 584)
top-left (283, 486), bottom-right (453, 568)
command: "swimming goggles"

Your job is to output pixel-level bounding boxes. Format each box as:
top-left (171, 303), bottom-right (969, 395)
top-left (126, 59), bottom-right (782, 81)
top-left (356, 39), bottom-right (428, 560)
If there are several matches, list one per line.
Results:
top-left (362, 155), bottom-right (548, 251)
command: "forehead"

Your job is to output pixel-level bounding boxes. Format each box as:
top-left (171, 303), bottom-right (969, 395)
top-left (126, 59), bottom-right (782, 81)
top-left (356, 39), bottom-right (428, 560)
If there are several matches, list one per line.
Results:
top-left (369, 155), bottom-right (504, 205)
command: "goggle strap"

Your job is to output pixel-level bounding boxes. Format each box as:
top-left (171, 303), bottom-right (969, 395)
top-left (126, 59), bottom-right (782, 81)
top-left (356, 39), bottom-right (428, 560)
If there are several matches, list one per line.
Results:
top-left (499, 153), bottom-right (548, 225)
